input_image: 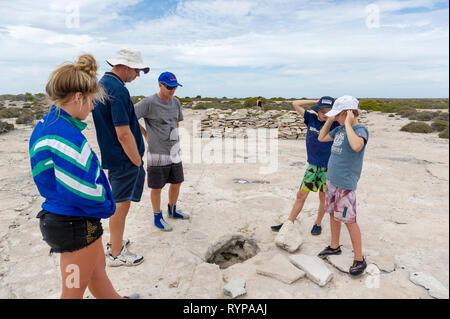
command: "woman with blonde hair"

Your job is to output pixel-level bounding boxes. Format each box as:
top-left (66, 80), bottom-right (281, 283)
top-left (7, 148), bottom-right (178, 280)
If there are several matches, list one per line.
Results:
top-left (29, 54), bottom-right (134, 298)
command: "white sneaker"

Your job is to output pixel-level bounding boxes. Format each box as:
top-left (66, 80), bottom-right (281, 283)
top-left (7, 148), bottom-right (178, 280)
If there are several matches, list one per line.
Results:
top-left (106, 245), bottom-right (144, 267)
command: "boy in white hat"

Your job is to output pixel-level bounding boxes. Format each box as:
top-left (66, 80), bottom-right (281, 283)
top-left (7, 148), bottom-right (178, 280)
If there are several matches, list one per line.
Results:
top-left (317, 95), bottom-right (369, 276)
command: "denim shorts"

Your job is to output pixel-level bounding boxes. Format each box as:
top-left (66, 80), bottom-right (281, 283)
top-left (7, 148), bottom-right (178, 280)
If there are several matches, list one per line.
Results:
top-left (108, 164), bottom-right (146, 203)
top-left (36, 210), bottom-right (103, 254)
top-left (147, 162), bottom-right (184, 189)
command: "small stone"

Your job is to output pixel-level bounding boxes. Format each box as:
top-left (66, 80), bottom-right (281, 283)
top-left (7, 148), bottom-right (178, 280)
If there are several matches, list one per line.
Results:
top-left (223, 278), bottom-right (246, 298)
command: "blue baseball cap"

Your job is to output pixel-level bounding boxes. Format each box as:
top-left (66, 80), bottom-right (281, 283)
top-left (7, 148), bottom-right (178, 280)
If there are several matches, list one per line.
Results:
top-left (158, 72), bottom-right (183, 87)
top-left (311, 96), bottom-right (334, 113)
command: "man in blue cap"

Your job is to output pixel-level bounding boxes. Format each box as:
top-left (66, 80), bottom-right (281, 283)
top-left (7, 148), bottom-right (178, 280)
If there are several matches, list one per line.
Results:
top-left (271, 96), bottom-right (340, 235)
top-left (134, 72), bottom-right (189, 231)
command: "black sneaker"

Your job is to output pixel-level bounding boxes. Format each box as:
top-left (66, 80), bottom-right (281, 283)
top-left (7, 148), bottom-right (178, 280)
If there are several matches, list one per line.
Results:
top-left (311, 224), bottom-right (322, 236)
top-left (349, 258), bottom-right (367, 276)
top-left (318, 245), bottom-right (342, 258)
top-left (270, 223), bottom-right (283, 232)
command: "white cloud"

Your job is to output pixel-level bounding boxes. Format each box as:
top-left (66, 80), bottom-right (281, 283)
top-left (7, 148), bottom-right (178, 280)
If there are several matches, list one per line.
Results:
top-left (0, 0), bottom-right (448, 97)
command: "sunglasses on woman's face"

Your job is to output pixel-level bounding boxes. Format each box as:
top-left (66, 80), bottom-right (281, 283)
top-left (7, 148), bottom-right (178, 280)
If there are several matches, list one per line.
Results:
top-left (162, 83), bottom-right (177, 90)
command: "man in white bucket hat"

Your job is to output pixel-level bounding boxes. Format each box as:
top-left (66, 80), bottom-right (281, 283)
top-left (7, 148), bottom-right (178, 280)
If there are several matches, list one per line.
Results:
top-left (92, 48), bottom-right (150, 267)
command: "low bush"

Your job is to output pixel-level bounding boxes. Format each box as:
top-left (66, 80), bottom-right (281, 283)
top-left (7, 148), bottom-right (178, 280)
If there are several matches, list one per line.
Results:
top-left (16, 112), bottom-right (35, 124)
top-left (431, 120), bottom-right (449, 132)
top-left (438, 128), bottom-right (449, 139)
top-left (0, 121), bottom-right (14, 134)
top-left (0, 108), bottom-right (22, 118)
top-left (359, 99), bottom-right (384, 112)
top-left (400, 122), bottom-right (433, 133)
top-left (415, 111), bottom-right (436, 121)
top-left (435, 112), bottom-right (449, 122)
top-left (395, 106), bottom-right (417, 118)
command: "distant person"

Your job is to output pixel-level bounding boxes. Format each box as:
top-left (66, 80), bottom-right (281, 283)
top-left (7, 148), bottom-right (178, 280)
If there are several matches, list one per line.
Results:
top-left (134, 72), bottom-right (189, 232)
top-left (92, 48), bottom-right (149, 267)
top-left (317, 95), bottom-right (369, 276)
top-left (257, 97), bottom-right (263, 111)
top-left (29, 54), bottom-right (130, 298)
top-left (271, 97), bottom-right (339, 235)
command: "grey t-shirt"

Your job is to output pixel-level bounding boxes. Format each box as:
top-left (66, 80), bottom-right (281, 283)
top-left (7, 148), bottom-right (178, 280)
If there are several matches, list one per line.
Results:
top-left (326, 124), bottom-right (369, 191)
top-left (134, 94), bottom-right (184, 164)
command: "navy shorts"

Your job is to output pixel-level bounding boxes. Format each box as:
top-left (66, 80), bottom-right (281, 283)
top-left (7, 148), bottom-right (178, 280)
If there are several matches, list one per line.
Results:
top-left (37, 210), bottom-right (103, 254)
top-left (147, 162), bottom-right (184, 189)
top-left (108, 164), bottom-right (146, 203)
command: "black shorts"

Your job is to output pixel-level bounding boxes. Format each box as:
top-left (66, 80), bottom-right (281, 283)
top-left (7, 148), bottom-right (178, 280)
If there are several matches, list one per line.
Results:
top-left (147, 162), bottom-right (184, 189)
top-left (36, 210), bottom-right (103, 254)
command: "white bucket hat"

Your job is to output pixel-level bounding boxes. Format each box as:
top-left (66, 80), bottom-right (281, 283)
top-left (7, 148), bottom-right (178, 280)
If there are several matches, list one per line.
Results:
top-left (106, 48), bottom-right (150, 74)
top-left (325, 95), bottom-right (360, 117)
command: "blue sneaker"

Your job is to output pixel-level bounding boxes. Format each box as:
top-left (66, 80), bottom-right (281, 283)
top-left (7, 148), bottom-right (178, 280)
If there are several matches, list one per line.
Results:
top-left (168, 204), bottom-right (190, 219)
top-left (154, 211), bottom-right (172, 231)
top-left (311, 224), bottom-right (322, 236)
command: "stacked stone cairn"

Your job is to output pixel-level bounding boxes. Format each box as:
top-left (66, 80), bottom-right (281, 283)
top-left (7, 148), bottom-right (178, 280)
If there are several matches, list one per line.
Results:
top-left (199, 108), bottom-right (308, 139)
top-left (198, 108), bottom-right (368, 139)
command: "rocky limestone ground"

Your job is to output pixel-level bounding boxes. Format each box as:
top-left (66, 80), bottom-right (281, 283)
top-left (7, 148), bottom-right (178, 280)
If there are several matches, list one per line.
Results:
top-left (0, 107), bottom-right (448, 299)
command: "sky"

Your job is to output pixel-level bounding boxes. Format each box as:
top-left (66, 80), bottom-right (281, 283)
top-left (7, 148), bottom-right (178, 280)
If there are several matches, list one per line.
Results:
top-left (0, 0), bottom-right (448, 98)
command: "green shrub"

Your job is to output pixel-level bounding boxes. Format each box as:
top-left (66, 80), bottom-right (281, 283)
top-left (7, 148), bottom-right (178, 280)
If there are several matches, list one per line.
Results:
top-left (244, 97), bottom-right (267, 108)
top-left (431, 120), bottom-right (449, 132)
top-left (400, 122), bottom-right (433, 133)
top-left (395, 106), bottom-right (417, 118)
top-left (439, 102), bottom-right (449, 109)
top-left (438, 128), bottom-right (449, 139)
top-left (178, 97), bottom-right (192, 103)
top-left (0, 121), bottom-right (14, 134)
top-left (0, 108), bottom-right (22, 118)
top-left (16, 112), bottom-right (35, 124)
top-left (435, 112), bottom-right (449, 122)
top-left (415, 111), bottom-right (435, 121)
top-left (359, 99), bottom-right (384, 112)
top-left (192, 103), bottom-right (217, 110)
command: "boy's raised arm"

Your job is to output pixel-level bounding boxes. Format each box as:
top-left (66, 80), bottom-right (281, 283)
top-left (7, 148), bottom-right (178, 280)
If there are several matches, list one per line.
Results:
top-left (292, 99), bottom-right (319, 116)
top-left (318, 117), bottom-right (335, 142)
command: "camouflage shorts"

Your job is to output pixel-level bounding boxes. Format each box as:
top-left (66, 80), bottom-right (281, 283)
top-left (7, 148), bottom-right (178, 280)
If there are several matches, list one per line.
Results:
top-left (300, 164), bottom-right (327, 192)
top-left (324, 180), bottom-right (357, 224)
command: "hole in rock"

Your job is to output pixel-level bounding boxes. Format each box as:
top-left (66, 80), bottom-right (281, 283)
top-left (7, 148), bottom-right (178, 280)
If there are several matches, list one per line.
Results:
top-left (205, 234), bottom-right (260, 269)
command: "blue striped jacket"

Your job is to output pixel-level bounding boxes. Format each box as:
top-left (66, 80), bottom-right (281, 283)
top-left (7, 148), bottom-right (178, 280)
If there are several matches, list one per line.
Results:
top-left (29, 105), bottom-right (115, 218)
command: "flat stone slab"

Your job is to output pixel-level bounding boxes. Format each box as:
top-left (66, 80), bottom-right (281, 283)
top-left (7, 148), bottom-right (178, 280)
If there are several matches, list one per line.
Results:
top-left (325, 248), bottom-right (354, 273)
top-left (256, 254), bottom-right (305, 284)
top-left (366, 254), bottom-right (396, 273)
top-left (223, 278), bottom-right (246, 298)
top-left (289, 254), bottom-right (333, 287)
top-left (187, 263), bottom-right (224, 298)
top-left (409, 272), bottom-right (449, 299)
top-left (275, 220), bottom-right (303, 253)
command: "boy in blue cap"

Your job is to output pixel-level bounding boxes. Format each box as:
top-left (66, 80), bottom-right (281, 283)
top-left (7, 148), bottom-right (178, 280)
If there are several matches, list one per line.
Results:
top-left (271, 97), bottom-right (340, 235)
top-left (134, 72), bottom-right (189, 231)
